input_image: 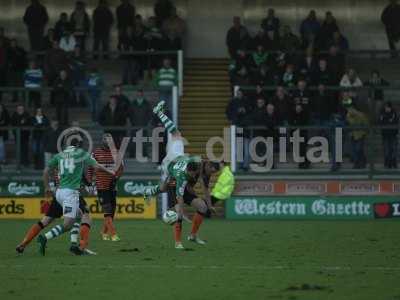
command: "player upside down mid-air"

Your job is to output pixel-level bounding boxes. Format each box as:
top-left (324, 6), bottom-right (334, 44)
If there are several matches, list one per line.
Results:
top-left (37, 137), bottom-right (114, 256)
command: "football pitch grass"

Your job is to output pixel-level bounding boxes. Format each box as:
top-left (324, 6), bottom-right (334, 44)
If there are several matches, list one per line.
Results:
top-left (1, 219), bottom-right (399, 300)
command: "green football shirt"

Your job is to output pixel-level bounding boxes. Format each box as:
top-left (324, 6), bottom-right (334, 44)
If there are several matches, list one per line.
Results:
top-left (48, 146), bottom-right (97, 190)
top-left (167, 155), bottom-right (201, 197)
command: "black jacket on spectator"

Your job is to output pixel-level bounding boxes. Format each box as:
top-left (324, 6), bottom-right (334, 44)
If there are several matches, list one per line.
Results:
top-left (129, 98), bottom-right (152, 127)
top-left (292, 89), bottom-right (312, 112)
top-left (23, 3), bottom-right (49, 28)
top-left (43, 126), bottom-right (63, 153)
top-left (54, 20), bottom-right (71, 41)
top-left (0, 106), bottom-right (10, 140)
top-left (381, 3), bottom-right (400, 38)
top-left (44, 48), bottom-right (69, 83)
top-left (154, 0), bottom-right (174, 27)
top-left (32, 115), bottom-right (49, 140)
top-left (311, 90), bottom-right (336, 121)
top-left (290, 108), bottom-right (309, 137)
top-left (116, 2), bottom-right (136, 31)
top-left (298, 56), bottom-right (318, 82)
top-left (93, 5), bottom-right (114, 34)
top-left (8, 45), bottom-right (27, 73)
top-left (272, 95), bottom-right (292, 123)
top-left (380, 109), bottom-right (399, 137)
top-left (70, 11), bottom-right (91, 35)
top-left (265, 110), bottom-right (281, 139)
top-left (326, 53), bottom-right (346, 84)
top-left (226, 96), bottom-right (252, 126)
top-left (99, 104), bottom-right (128, 127)
top-left (317, 21), bottom-right (339, 50)
top-left (226, 26), bottom-right (249, 58)
top-left (312, 68), bottom-right (333, 86)
top-left (11, 111), bottom-right (31, 138)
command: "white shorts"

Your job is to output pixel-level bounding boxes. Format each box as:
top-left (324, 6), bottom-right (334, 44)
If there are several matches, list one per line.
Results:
top-left (56, 188), bottom-right (80, 219)
top-left (161, 136), bottom-right (184, 180)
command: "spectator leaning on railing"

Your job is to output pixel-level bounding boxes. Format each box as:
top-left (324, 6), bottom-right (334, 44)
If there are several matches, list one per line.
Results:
top-left (379, 101), bottom-right (399, 169)
top-left (0, 103), bottom-right (10, 165)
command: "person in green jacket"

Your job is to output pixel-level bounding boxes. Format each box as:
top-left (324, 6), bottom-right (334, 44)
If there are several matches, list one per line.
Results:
top-left (210, 164), bottom-right (236, 205)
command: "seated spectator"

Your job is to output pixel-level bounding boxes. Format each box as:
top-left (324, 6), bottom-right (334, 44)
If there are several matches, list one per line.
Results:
top-left (250, 29), bottom-right (269, 50)
top-left (154, 57), bottom-right (177, 111)
top-left (251, 45), bottom-right (269, 72)
top-left (379, 101), bottom-right (398, 168)
top-left (24, 60), bottom-right (43, 108)
top-left (226, 16), bottom-right (249, 59)
top-left (317, 11), bottom-right (339, 50)
top-left (129, 89), bottom-right (152, 158)
top-left (251, 63), bottom-right (273, 86)
top-left (340, 68), bottom-right (363, 89)
top-left (162, 6), bottom-right (185, 48)
top-left (70, 46), bottom-right (87, 106)
top-left (43, 28), bottom-right (57, 51)
top-left (59, 28), bottom-right (77, 53)
top-left (300, 10), bottom-right (320, 49)
top-left (272, 86), bottom-right (292, 124)
top-left (331, 30), bottom-right (349, 51)
top-left (365, 70), bottom-right (390, 120)
top-left (280, 25), bottom-right (301, 54)
top-left (226, 89), bottom-right (252, 126)
top-left (42, 119), bottom-right (62, 166)
top-left (8, 39), bottom-right (27, 103)
top-left (53, 69), bottom-right (73, 125)
top-left (232, 65), bottom-right (250, 86)
top-left (114, 84), bottom-right (130, 111)
top-left (290, 103), bottom-right (310, 169)
top-left (265, 103), bottom-right (280, 168)
top-left (312, 58), bottom-right (333, 86)
top-left (253, 85), bottom-right (268, 103)
top-left (298, 46), bottom-right (318, 83)
top-left (70, 1), bottom-right (91, 52)
top-left (281, 64), bottom-right (297, 88)
top-left (54, 12), bottom-right (70, 41)
top-left (311, 84), bottom-right (336, 124)
top-left (31, 107), bottom-right (49, 169)
top-left (346, 106), bottom-right (369, 169)
top-left (292, 79), bottom-right (311, 113)
top-left (99, 95), bottom-right (128, 146)
top-left (326, 45), bottom-right (346, 84)
top-left (0, 103), bottom-right (10, 165)
top-left (11, 104), bottom-right (32, 167)
top-left (261, 8), bottom-right (280, 35)
top-left (86, 66), bottom-right (104, 122)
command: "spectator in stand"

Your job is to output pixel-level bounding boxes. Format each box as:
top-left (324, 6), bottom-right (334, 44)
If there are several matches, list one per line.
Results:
top-left (31, 107), bottom-right (49, 169)
top-left (226, 16), bottom-right (249, 59)
top-left (253, 85), bottom-right (268, 103)
top-left (290, 103), bottom-right (310, 169)
top-left (250, 45), bottom-right (269, 74)
top-left (300, 10), bottom-right (320, 49)
top-left (326, 45), bottom-right (346, 84)
top-left (113, 84), bottom-right (130, 111)
top-left (252, 63), bottom-right (272, 86)
top-left (299, 46), bottom-right (318, 83)
top-left (261, 8), bottom-right (280, 36)
top-left (43, 119), bottom-right (62, 166)
top-left (70, 1), bottom-right (91, 52)
top-left (340, 68), bottom-right (363, 90)
top-left (281, 25), bottom-right (301, 56)
top-left (11, 104), bottom-right (32, 167)
top-left (264, 29), bottom-right (281, 52)
top-left (318, 11), bottom-right (339, 50)
top-left (23, 0), bottom-right (49, 51)
top-left (346, 106), bottom-right (369, 169)
top-left (265, 103), bottom-right (280, 168)
top-left (129, 89), bottom-right (152, 158)
top-left (131, 15), bottom-right (149, 79)
top-left (24, 60), bottom-right (43, 108)
top-left (44, 41), bottom-right (69, 98)
top-left (70, 46), bottom-right (87, 106)
top-left (272, 86), bottom-right (291, 124)
top-left (8, 39), bottom-right (27, 103)
top-left (226, 89), bottom-right (251, 126)
top-left (99, 95), bottom-right (128, 146)
top-left (365, 70), bottom-right (390, 120)
top-left (311, 84), bottom-right (336, 125)
top-left (54, 13), bottom-right (70, 41)
top-left (145, 16), bottom-right (165, 77)
top-left (0, 104), bottom-right (9, 165)
top-left (281, 64), bottom-right (297, 88)
top-left (93, 0), bottom-right (114, 60)
top-left (116, 0), bottom-right (136, 50)
top-left (154, 57), bottom-right (177, 111)
top-left (162, 6), bottom-right (185, 49)
top-left (312, 58), bottom-right (333, 86)
top-left (154, 0), bottom-right (175, 28)
top-left (331, 30), bottom-right (349, 51)
top-left (43, 28), bottom-right (57, 51)
top-left (0, 39), bottom-right (8, 103)
top-left (86, 66), bottom-right (104, 122)
top-left (232, 64), bottom-right (250, 86)
top-left (59, 28), bottom-right (77, 54)
top-left (53, 70), bottom-right (73, 125)
top-left (379, 101), bottom-right (398, 168)
top-left (249, 29), bottom-right (268, 50)
top-left (292, 79), bottom-right (311, 113)
top-left (381, 0), bottom-right (400, 58)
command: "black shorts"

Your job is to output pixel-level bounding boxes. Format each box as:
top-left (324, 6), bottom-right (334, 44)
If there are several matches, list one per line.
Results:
top-left (97, 190), bottom-right (117, 215)
top-left (46, 196), bottom-right (89, 218)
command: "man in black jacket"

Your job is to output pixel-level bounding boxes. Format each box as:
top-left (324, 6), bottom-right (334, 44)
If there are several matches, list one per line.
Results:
top-left (11, 105), bottom-right (32, 166)
top-left (226, 17), bottom-right (249, 59)
top-left (381, 0), bottom-right (400, 57)
top-left (290, 103), bottom-right (310, 169)
top-left (116, 0), bottom-right (136, 50)
top-left (23, 0), bottom-right (49, 51)
top-left (53, 70), bottom-right (73, 126)
top-left (8, 39), bottom-right (27, 102)
top-left (379, 102), bottom-right (399, 168)
top-left (93, 0), bottom-right (114, 59)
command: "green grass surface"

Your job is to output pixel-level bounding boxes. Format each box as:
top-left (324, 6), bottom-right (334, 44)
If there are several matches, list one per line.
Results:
top-left (1, 219), bottom-right (400, 300)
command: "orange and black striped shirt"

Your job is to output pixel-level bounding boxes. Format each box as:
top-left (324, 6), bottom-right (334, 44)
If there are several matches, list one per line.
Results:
top-left (87, 147), bottom-right (123, 191)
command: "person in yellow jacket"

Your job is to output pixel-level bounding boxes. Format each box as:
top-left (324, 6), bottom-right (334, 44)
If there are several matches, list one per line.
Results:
top-left (210, 164), bottom-right (236, 206)
top-left (346, 106), bottom-right (369, 169)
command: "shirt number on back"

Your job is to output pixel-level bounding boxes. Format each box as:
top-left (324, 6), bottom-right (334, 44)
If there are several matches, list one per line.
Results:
top-left (59, 158), bottom-right (76, 174)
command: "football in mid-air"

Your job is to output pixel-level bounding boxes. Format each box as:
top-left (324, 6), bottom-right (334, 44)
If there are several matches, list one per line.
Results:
top-left (162, 210), bottom-right (178, 225)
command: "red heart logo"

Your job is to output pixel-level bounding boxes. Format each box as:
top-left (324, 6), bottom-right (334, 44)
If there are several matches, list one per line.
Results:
top-left (375, 203), bottom-right (390, 217)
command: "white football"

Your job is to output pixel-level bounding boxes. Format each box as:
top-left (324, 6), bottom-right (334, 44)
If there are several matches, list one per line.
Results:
top-left (162, 210), bottom-right (178, 225)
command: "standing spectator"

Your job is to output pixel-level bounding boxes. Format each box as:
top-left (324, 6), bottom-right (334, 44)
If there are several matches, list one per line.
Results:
top-left (264, 29), bottom-right (281, 52)
top-left (226, 89), bottom-right (250, 126)
top-left (261, 8), bottom-right (280, 35)
top-left (0, 39), bottom-right (8, 103)
top-left (379, 102), bottom-right (398, 168)
top-left (154, 0), bottom-right (175, 28)
top-left (300, 10), bottom-right (320, 48)
top-left (365, 70), bottom-right (390, 120)
top-left (326, 45), bottom-right (346, 84)
top-left (226, 16), bottom-right (249, 59)
top-left (0, 104), bottom-right (9, 165)
top-left (331, 31), bottom-right (349, 51)
top-left (381, 0), bottom-right (400, 58)
top-left (53, 70), bottom-right (73, 125)
top-left (298, 46), bottom-right (318, 83)
top-left (280, 25), bottom-right (301, 54)
top-left (11, 104), bottom-right (32, 167)
top-left (145, 16), bottom-right (165, 77)
top-left (8, 39), bottom-right (27, 103)
top-left (42, 119), bottom-right (62, 166)
top-left (31, 107), bottom-right (49, 169)
top-left (113, 84), bottom-right (130, 111)
top-left (346, 106), bottom-right (369, 169)
top-left (54, 13), bottom-right (70, 41)
top-left (318, 11), bottom-right (339, 50)
top-left (162, 6), bottom-right (185, 47)
top-left (23, 0), bottom-right (49, 51)
top-left (340, 68), bottom-right (363, 88)
top-left (59, 29), bottom-right (77, 54)
top-left (290, 104), bottom-right (310, 169)
top-left (86, 66), bottom-right (104, 122)
top-left (43, 28), bottom-right (57, 51)
top-left (120, 26), bottom-right (142, 85)
top-left (70, 1), bottom-right (91, 52)
top-left (116, 0), bottom-right (136, 50)
top-left (98, 95), bottom-right (128, 146)
top-left (24, 60), bottom-right (43, 108)
top-left (93, 0), bottom-right (114, 60)
top-left (312, 58), bottom-right (333, 86)
top-left (129, 89), bottom-right (152, 158)
top-left (70, 46), bottom-right (87, 106)
top-left (272, 86), bottom-right (292, 125)
top-left (154, 57), bottom-right (177, 111)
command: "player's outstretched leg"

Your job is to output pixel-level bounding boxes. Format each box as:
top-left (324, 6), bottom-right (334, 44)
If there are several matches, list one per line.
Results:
top-left (16, 221), bottom-right (46, 254)
top-left (153, 101), bottom-right (179, 135)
